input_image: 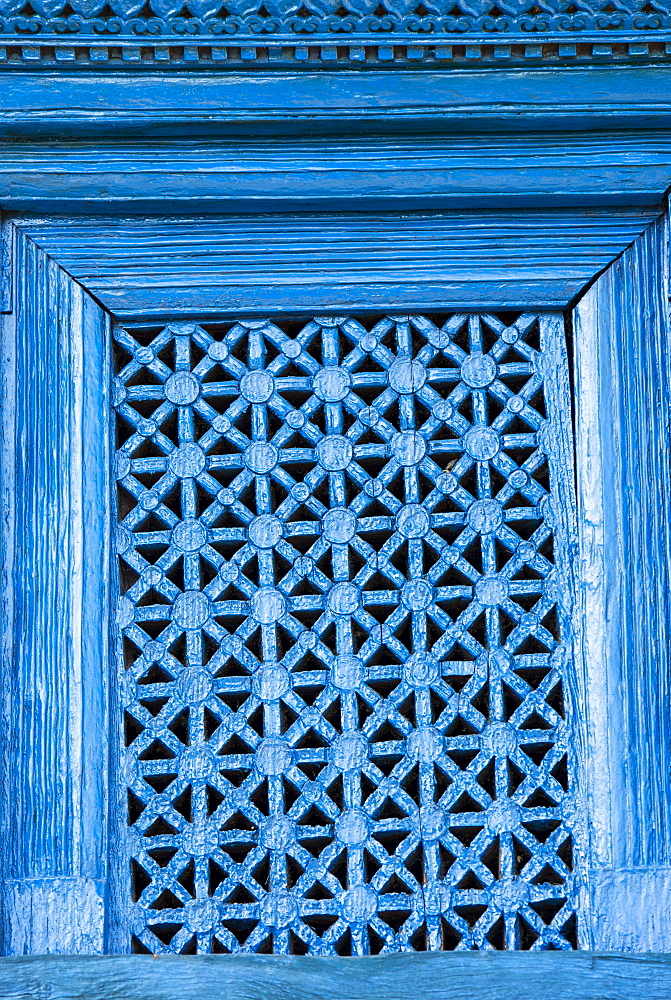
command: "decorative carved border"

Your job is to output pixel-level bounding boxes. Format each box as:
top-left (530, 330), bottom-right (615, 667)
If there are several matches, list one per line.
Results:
top-left (1, 35), bottom-right (669, 65)
top-left (3, 5), bottom-right (671, 65)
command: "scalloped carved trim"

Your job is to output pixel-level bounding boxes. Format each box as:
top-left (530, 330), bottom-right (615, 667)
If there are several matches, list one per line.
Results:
top-left (2, 0), bottom-right (671, 65)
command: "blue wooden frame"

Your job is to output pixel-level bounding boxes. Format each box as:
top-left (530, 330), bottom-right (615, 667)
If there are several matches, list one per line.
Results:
top-left (1, 46), bottom-right (671, 991)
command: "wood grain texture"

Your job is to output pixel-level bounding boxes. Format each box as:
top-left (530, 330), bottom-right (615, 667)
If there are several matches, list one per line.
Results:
top-left (15, 210), bottom-right (658, 317)
top-left (3, 67), bottom-right (671, 130)
top-left (1, 132), bottom-right (671, 213)
top-left (1, 952), bottom-right (671, 1000)
top-left (573, 214), bottom-right (671, 949)
top-left (0, 231), bottom-right (112, 953)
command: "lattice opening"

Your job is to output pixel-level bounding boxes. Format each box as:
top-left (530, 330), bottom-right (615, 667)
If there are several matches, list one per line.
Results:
top-left (113, 312), bottom-right (579, 955)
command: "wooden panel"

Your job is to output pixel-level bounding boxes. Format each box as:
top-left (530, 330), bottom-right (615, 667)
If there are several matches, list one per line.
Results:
top-left (0, 230), bottom-right (112, 953)
top-left (3, 68), bottom-right (671, 129)
top-left (1, 952), bottom-right (671, 999)
top-left (1, 132), bottom-right (671, 213)
top-left (16, 210), bottom-right (658, 317)
top-left (573, 214), bottom-right (671, 949)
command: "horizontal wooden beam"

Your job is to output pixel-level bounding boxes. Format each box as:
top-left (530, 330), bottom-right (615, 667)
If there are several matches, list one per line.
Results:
top-left (4, 67), bottom-right (671, 131)
top-left (0, 952), bottom-right (670, 999)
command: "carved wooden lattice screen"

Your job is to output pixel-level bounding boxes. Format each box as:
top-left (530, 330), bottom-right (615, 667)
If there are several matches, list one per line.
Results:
top-left (114, 311), bottom-right (580, 956)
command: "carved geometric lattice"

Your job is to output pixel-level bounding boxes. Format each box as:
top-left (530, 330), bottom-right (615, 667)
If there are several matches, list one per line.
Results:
top-left (114, 312), bottom-right (579, 955)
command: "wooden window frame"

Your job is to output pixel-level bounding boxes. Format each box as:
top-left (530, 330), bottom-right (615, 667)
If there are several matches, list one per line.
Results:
top-left (1, 63), bottom-right (671, 991)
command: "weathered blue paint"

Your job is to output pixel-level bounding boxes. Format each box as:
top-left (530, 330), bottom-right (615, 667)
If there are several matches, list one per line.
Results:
top-left (1, 27), bottom-right (671, 973)
top-left (2, 128), bottom-right (671, 215)
top-left (0, 228), bottom-right (112, 955)
top-left (572, 214), bottom-right (671, 951)
top-left (2, 951), bottom-right (671, 999)
top-left (13, 211), bottom-right (660, 317)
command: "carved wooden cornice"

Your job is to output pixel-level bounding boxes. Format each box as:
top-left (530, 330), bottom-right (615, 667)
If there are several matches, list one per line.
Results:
top-left (2, 0), bottom-right (671, 66)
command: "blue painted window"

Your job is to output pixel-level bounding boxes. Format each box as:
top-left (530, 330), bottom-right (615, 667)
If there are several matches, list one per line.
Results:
top-left (115, 311), bottom-right (578, 955)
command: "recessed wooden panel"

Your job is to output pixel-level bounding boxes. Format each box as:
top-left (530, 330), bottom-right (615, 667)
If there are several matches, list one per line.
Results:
top-left (16, 210), bottom-right (658, 317)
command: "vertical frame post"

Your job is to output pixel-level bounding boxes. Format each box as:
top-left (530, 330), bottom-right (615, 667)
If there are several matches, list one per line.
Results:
top-left (573, 213), bottom-right (671, 950)
top-left (0, 229), bottom-right (112, 953)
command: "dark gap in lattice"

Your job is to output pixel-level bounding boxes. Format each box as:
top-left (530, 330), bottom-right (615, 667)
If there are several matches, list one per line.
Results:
top-left (532, 864), bottom-right (565, 887)
top-left (256, 935), bottom-right (274, 954)
top-left (529, 898), bottom-right (566, 927)
top-left (507, 760), bottom-right (527, 796)
top-left (557, 837), bottom-right (573, 872)
top-left (220, 843), bottom-right (255, 864)
top-left (405, 845), bottom-right (424, 883)
top-left (250, 781), bottom-right (270, 814)
top-left (524, 787), bottom-right (558, 809)
top-left (456, 869), bottom-right (486, 891)
top-left (531, 460), bottom-right (551, 493)
top-left (149, 923), bottom-right (183, 946)
top-left (450, 826), bottom-right (483, 848)
top-left (136, 587), bottom-right (171, 609)
top-left (480, 837), bottom-right (500, 879)
top-left (438, 844), bottom-right (457, 878)
top-left (161, 486), bottom-right (182, 519)
top-left (476, 758), bottom-right (496, 799)
top-left (486, 916), bottom-right (506, 950)
top-left (520, 742), bottom-right (553, 766)
top-left (514, 665), bottom-right (551, 690)
top-left (131, 935), bottom-right (153, 954)
top-left (300, 836), bottom-right (332, 859)
top-left (538, 607), bottom-right (560, 642)
top-left (172, 786), bottom-right (193, 821)
top-left (151, 887), bottom-right (184, 911)
top-left (446, 748), bottom-right (478, 769)
top-left (444, 674), bottom-right (473, 694)
top-left (514, 635), bottom-right (552, 656)
top-left (218, 732), bottom-right (253, 755)
top-left (130, 859), bottom-right (152, 903)
top-left (113, 341), bottom-right (134, 375)
top-left (147, 847), bottom-right (177, 868)
top-left (144, 773), bottom-right (176, 794)
top-left (220, 767), bottom-right (252, 788)
top-left (379, 910), bottom-right (412, 933)
top-left (225, 919), bottom-right (258, 946)
top-left (523, 819), bottom-right (561, 845)
top-left (516, 915), bottom-right (539, 950)
top-left (303, 914), bottom-right (339, 937)
top-left (511, 836), bottom-right (533, 876)
top-left (204, 707), bottom-right (222, 740)
top-left (369, 926), bottom-right (386, 955)
top-left (225, 884), bottom-right (257, 905)
top-left (130, 438), bottom-right (166, 463)
top-left (211, 937), bottom-right (231, 954)
top-left (208, 860), bottom-right (227, 895)
top-left (551, 755), bottom-right (569, 792)
top-left (138, 660), bottom-right (175, 684)
top-left (138, 739), bottom-right (175, 761)
top-left (470, 681), bottom-right (490, 721)
top-left (117, 486), bottom-right (137, 524)
top-left (116, 414), bottom-right (137, 451)
top-left (206, 784), bottom-right (224, 816)
top-left (124, 703), bottom-right (146, 744)
top-left (444, 714), bottom-right (479, 737)
top-left (519, 710), bottom-right (553, 731)
top-left (143, 816), bottom-right (178, 837)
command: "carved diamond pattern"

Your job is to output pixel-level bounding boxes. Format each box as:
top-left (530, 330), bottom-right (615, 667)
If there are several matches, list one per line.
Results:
top-left (114, 313), bottom-right (579, 956)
